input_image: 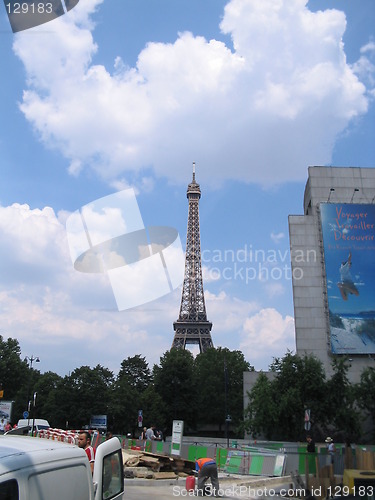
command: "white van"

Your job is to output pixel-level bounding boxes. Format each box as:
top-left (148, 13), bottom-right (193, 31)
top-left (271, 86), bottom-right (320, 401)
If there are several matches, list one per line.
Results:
top-left (16, 419), bottom-right (50, 434)
top-left (0, 435), bottom-right (124, 499)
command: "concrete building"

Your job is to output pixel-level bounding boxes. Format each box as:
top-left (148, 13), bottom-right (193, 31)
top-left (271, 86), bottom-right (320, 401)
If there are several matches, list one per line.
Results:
top-left (288, 166), bottom-right (375, 383)
top-left (243, 166), bottom-right (375, 439)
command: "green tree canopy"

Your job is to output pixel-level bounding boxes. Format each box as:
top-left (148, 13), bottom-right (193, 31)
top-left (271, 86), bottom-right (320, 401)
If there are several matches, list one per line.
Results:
top-left (32, 371), bottom-right (63, 425)
top-left (64, 365), bottom-right (114, 429)
top-left (153, 348), bottom-right (196, 432)
top-left (325, 357), bottom-right (361, 442)
top-left (110, 355), bottom-right (152, 435)
top-left (195, 347), bottom-right (252, 433)
top-left (0, 336), bottom-right (27, 401)
top-left (271, 352), bottom-right (328, 440)
top-left (244, 371), bottom-right (277, 439)
top-left (355, 366), bottom-right (375, 440)
top-left (245, 352), bottom-right (327, 441)
top-left (117, 355), bottom-right (152, 392)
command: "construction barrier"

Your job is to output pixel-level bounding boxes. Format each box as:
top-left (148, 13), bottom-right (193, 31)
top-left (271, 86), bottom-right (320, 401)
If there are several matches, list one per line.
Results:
top-left (121, 438), bottom-right (375, 478)
top-left (224, 448), bottom-right (286, 476)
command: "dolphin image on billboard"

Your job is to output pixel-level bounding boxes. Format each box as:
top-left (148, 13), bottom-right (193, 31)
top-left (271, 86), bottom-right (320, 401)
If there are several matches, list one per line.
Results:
top-left (320, 202), bottom-right (375, 355)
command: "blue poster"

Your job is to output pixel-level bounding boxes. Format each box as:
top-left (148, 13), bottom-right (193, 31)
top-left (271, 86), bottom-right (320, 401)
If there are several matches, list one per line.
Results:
top-left (320, 203), bottom-right (375, 354)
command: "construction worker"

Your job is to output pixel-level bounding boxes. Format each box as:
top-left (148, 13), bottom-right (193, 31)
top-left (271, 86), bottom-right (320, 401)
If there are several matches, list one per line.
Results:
top-left (195, 457), bottom-right (220, 496)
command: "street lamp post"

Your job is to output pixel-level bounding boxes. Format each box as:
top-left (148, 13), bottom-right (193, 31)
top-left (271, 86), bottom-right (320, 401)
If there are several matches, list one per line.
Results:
top-left (25, 356), bottom-right (40, 428)
top-left (32, 392), bottom-right (38, 436)
top-left (25, 355), bottom-right (40, 369)
top-left (224, 356), bottom-right (231, 448)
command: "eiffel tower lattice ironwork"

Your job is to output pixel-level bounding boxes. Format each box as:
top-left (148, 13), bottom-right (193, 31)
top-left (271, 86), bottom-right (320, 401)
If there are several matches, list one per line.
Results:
top-left (172, 163), bottom-right (213, 352)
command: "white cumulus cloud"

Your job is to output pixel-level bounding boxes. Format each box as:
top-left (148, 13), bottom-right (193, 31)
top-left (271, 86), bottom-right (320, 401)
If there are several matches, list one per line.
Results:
top-left (240, 308), bottom-right (295, 369)
top-left (12, 0), bottom-right (369, 187)
top-left (0, 202), bottom-right (181, 374)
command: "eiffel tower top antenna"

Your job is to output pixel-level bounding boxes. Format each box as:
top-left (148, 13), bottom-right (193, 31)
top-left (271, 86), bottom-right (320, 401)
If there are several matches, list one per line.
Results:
top-left (172, 162), bottom-right (213, 352)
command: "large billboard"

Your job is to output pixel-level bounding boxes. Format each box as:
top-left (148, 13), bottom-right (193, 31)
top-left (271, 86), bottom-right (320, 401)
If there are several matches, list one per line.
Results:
top-left (320, 203), bottom-right (375, 354)
top-left (0, 401), bottom-right (13, 422)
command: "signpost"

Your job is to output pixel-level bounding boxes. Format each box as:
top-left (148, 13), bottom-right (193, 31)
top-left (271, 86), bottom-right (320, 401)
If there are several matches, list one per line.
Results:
top-left (90, 415), bottom-right (107, 431)
top-left (171, 420), bottom-right (184, 456)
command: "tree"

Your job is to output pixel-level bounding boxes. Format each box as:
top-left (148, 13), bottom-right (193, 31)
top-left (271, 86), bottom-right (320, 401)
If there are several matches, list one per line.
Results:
top-left (0, 336), bottom-right (27, 401)
top-left (139, 385), bottom-right (167, 435)
top-left (270, 352), bottom-right (328, 440)
top-left (64, 365), bottom-right (114, 429)
top-left (325, 357), bottom-right (361, 442)
top-left (195, 347), bottom-right (252, 434)
top-left (244, 352), bottom-right (327, 441)
top-left (117, 355), bottom-right (152, 392)
top-left (244, 371), bottom-right (277, 439)
top-left (110, 355), bottom-right (152, 434)
top-left (32, 371), bottom-right (64, 426)
top-left (153, 349), bottom-right (196, 432)
top-left (355, 367), bottom-right (375, 440)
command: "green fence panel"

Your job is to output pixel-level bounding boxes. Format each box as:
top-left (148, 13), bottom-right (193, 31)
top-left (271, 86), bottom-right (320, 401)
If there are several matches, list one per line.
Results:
top-left (188, 445), bottom-right (207, 462)
top-left (226, 456), bottom-right (243, 474)
top-left (249, 455), bottom-right (264, 475)
top-left (307, 454), bottom-right (317, 474)
top-left (298, 447), bottom-right (306, 473)
top-left (298, 452), bottom-right (317, 474)
top-left (216, 448), bottom-right (228, 468)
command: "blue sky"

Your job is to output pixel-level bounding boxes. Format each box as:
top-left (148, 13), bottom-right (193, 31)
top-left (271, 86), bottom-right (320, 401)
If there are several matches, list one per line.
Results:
top-left (0, 0), bottom-right (374, 376)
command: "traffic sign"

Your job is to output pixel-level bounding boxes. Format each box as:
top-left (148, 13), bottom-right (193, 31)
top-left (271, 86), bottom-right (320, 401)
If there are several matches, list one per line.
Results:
top-left (23, 411), bottom-right (29, 419)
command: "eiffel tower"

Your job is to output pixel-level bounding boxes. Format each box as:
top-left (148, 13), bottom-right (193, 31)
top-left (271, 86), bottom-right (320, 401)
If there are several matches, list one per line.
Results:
top-left (172, 163), bottom-right (213, 352)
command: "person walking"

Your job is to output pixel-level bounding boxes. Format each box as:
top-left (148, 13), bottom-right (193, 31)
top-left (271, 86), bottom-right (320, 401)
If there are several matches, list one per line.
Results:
top-left (195, 457), bottom-right (220, 496)
top-left (145, 425), bottom-right (156, 441)
top-left (325, 437), bottom-right (336, 464)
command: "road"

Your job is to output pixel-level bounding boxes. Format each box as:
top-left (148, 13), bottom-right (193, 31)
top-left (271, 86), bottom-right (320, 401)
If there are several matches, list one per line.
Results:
top-left (125, 483), bottom-right (178, 499)
top-left (124, 480), bottom-right (226, 498)
top-left (123, 477), bottom-right (293, 499)
top-left (125, 483), bottom-right (234, 498)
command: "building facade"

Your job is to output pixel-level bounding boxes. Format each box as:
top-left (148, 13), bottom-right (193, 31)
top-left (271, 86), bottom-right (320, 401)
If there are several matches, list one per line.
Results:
top-left (288, 166), bottom-right (375, 383)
